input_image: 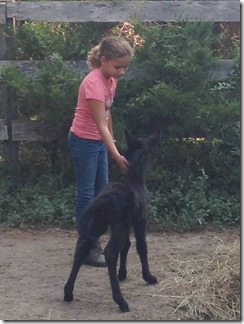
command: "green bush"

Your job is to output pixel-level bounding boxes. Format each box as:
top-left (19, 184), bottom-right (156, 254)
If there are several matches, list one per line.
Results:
top-left (0, 174), bottom-right (76, 227)
top-left (149, 171), bottom-right (240, 232)
top-left (8, 21), bottom-right (117, 60)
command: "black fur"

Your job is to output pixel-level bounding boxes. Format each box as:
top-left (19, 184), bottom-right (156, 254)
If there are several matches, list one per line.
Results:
top-left (64, 129), bottom-right (162, 312)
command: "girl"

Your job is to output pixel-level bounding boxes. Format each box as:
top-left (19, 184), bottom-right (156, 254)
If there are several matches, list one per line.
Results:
top-left (68, 36), bottom-right (133, 267)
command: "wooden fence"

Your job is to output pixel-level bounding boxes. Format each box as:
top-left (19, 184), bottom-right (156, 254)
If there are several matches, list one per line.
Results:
top-left (0, 0), bottom-right (240, 182)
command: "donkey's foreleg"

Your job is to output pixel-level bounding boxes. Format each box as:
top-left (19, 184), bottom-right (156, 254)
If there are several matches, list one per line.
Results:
top-left (104, 235), bottom-right (130, 312)
top-left (134, 221), bottom-right (157, 285)
top-left (64, 239), bottom-right (92, 302)
top-left (118, 238), bottom-right (131, 281)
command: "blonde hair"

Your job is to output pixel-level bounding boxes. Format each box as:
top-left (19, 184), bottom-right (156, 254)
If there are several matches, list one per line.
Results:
top-left (87, 36), bottom-right (133, 70)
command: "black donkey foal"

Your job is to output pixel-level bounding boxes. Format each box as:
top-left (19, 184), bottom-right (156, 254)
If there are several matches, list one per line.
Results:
top-left (64, 129), bottom-right (162, 312)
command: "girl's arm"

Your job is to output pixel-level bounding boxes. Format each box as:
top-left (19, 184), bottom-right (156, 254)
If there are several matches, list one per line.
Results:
top-left (90, 99), bottom-right (128, 173)
top-left (108, 108), bottom-right (115, 141)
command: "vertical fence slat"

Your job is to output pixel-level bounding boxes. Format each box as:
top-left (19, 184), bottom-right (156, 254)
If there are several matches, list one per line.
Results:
top-left (0, 2), bottom-right (7, 134)
top-left (5, 88), bottom-right (21, 187)
top-left (0, 1), bottom-right (20, 187)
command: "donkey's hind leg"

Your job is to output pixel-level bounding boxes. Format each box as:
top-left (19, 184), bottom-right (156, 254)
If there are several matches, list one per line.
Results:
top-left (134, 220), bottom-right (157, 285)
top-left (64, 238), bottom-right (92, 302)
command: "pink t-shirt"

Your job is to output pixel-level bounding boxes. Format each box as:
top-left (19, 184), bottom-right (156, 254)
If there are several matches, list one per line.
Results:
top-left (70, 68), bottom-right (118, 140)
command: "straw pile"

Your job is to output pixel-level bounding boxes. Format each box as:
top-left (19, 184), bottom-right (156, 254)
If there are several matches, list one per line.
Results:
top-left (158, 239), bottom-right (240, 320)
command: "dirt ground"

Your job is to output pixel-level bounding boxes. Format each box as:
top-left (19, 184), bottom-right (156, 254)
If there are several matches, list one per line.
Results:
top-left (0, 226), bottom-right (240, 321)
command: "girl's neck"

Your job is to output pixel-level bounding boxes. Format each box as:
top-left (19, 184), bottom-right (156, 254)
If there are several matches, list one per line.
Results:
top-left (98, 67), bottom-right (110, 80)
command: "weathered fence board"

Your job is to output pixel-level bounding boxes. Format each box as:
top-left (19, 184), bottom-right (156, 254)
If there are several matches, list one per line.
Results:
top-left (0, 59), bottom-right (236, 81)
top-left (0, 60), bottom-right (88, 79)
top-left (0, 2), bottom-right (6, 96)
top-left (0, 119), bottom-right (50, 142)
top-left (11, 120), bottom-right (51, 142)
top-left (0, 2), bottom-right (6, 25)
top-left (5, 1), bottom-right (240, 23)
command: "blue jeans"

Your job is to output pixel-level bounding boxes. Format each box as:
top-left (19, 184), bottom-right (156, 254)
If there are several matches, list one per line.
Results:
top-left (68, 131), bottom-right (108, 222)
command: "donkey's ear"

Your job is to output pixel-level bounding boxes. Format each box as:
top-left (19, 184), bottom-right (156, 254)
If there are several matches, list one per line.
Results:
top-left (148, 128), bottom-right (162, 149)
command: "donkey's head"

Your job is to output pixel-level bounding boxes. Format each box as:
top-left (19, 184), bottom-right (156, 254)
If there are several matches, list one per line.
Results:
top-left (124, 129), bottom-right (162, 180)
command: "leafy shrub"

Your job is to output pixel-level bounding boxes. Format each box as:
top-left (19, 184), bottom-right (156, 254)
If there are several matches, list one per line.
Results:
top-left (149, 170), bottom-right (209, 232)
top-left (8, 21), bottom-right (117, 60)
top-left (0, 174), bottom-right (76, 227)
top-left (149, 171), bottom-right (240, 232)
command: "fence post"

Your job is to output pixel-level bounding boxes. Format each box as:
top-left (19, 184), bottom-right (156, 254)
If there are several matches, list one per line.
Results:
top-left (0, 1), bottom-right (20, 188)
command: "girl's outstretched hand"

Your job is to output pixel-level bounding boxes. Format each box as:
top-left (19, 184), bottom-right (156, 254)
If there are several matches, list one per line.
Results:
top-left (114, 154), bottom-right (129, 174)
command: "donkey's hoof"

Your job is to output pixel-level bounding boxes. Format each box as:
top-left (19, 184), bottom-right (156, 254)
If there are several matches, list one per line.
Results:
top-left (119, 302), bottom-right (130, 312)
top-left (118, 270), bottom-right (127, 281)
top-left (64, 291), bottom-right (73, 302)
top-left (146, 275), bottom-right (157, 285)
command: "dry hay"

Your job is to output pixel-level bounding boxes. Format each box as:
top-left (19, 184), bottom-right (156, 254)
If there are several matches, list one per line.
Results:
top-left (157, 239), bottom-right (240, 320)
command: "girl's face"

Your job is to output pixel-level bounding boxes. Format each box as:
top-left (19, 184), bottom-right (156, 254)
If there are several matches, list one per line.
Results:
top-left (100, 55), bottom-right (132, 80)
